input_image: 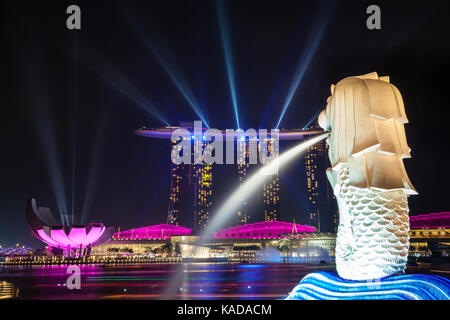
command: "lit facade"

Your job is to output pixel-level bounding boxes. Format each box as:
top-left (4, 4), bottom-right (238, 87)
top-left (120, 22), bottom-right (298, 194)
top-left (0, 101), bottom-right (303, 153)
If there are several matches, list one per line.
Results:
top-left (259, 138), bottom-right (280, 222)
top-left (304, 124), bottom-right (338, 232)
top-left (167, 129), bottom-right (214, 233)
top-left (141, 126), bottom-right (322, 233)
top-left (212, 221), bottom-right (315, 239)
top-left (113, 224), bottom-right (192, 240)
top-left (289, 233), bottom-right (336, 258)
top-left (305, 132), bottom-right (325, 230)
top-left (193, 139), bottom-right (213, 232)
top-left (26, 198), bottom-right (115, 258)
top-left (409, 212), bottom-right (450, 258)
top-left (410, 212), bottom-right (450, 229)
top-left (236, 140), bottom-right (255, 225)
top-left (167, 137), bottom-right (189, 225)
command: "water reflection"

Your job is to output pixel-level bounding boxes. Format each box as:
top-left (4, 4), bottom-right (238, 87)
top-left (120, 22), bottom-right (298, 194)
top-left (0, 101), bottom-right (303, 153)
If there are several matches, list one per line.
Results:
top-left (0, 263), bottom-right (447, 300)
top-left (0, 263), bottom-right (334, 300)
top-left (0, 281), bottom-right (19, 299)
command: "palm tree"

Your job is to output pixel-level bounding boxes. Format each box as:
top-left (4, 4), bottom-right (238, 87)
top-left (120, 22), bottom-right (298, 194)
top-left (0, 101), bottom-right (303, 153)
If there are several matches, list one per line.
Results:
top-left (174, 242), bottom-right (181, 256)
top-left (279, 238), bottom-right (291, 255)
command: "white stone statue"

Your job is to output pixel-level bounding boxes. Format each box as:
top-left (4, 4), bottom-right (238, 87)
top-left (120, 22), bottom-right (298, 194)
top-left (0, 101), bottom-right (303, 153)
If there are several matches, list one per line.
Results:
top-left (318, 72), bottom-right (417, 281)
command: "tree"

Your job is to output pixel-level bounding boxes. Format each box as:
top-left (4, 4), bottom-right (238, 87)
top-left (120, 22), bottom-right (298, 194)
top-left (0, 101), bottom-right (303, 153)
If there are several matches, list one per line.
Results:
top-left (161, 242), bottom-right (173, 256)
top-left (279, 239), bottom-right (291, 254)
top-left (174, 242), bottom-right (181, 256)
top-left (144, 247), bottom-right (153, 254)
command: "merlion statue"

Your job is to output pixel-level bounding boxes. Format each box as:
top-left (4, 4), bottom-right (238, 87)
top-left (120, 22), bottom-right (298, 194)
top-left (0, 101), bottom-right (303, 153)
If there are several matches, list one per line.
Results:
top-left (284, 73), bottom-right (449, 300)
top-left (318, 72), bottom-right (417, 281)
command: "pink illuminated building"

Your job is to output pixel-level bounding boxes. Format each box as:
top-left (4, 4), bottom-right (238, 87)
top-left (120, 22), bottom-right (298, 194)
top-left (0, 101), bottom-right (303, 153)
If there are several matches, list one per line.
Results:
top-left (26, 198), bottom-right (115, 257)
top-left (212, 221), bottom-right (316, 239)
top-left (410, 212), bottom-right (450, 229)
top-left (35, 224), bottom-right (110, 257)
top-left (113, 224), bottom-right (192, 240)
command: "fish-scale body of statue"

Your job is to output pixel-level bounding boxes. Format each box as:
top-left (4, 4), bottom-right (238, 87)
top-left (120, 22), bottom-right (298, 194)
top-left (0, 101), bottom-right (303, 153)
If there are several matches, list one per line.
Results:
top-left (318, 72), bottom-right (417, 281)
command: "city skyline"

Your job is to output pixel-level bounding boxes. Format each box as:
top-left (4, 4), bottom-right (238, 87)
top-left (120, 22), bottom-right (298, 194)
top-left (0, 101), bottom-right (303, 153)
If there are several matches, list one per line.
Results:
top-left (164, 123), bottom-right (331, 234)
top-left (1, 0), bottom-right (450, 304)
top-left (2, 1), bottom-right (450, 247)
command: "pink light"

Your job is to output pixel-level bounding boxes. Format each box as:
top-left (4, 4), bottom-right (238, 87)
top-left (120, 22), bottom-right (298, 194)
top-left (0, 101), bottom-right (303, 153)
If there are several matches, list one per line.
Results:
top-left (51, 228), bottom-right (78, 247)
top-left (213, 221), bottom-right (316, 239)
top-left (68, 226), bottom-right (87, 245)
top-left (410, 212), bottom-right (450, 229)
top-left (34, 224), bottom-right (107, 249)
top-left (113, 224), bottom-right (192, 240)
top-left (84, 224), bottom-right (105, 246)
top-left (37, 228), bottom-right (60, 247)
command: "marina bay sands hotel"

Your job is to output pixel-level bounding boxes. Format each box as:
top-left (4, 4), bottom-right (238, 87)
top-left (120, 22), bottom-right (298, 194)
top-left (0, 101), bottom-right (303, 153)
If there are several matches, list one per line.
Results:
top-left (136, 124), bottom-right (337, 233)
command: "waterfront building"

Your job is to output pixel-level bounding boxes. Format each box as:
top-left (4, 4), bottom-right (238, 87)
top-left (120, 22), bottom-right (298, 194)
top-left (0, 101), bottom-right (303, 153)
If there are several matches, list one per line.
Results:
top-left (138, 126), bottom-right (323, 232)
top-left (288, 232), bottom-right (336, 259)
top-left (212, 221), bottom-right (315, 239)
top-left (409, 212), bottom-right (450, 259)
top-left (92, 221), bottom-right (320, 258)
top-left (166, 124), bottom-right (214, 233)
top-left (193, 139), bottom-right (213, 233)
top-left (25, 198), bottom-right (115, 258)
top-left (167, 136), bottom-right (189, 226)
top-left (113, 224), bottom-right (192, 240)
top-left (304, 124), bottom-right (338, 232)
top-left (10, 209), bottom-right (450, 265)
top-left (259, 138), bottom-right (280, 222)
top-left (236, 140), bottom-right (251, 225)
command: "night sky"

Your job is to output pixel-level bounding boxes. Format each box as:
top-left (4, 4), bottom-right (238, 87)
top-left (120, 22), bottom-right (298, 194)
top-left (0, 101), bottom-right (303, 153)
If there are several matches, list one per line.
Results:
top-left (1, 0), bottom-right (450, 246)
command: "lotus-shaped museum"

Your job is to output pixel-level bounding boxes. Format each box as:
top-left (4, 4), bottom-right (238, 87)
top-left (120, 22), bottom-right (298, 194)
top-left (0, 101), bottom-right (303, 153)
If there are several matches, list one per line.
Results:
top-left (26, 198), bottom-right (115, 257)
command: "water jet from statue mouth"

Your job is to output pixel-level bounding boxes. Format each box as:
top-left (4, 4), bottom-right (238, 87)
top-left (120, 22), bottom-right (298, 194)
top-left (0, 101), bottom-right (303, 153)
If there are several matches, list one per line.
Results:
top-left (201, 133), bottom-right (329, 238)
top-left (162, 132), bottom-right (328, 298)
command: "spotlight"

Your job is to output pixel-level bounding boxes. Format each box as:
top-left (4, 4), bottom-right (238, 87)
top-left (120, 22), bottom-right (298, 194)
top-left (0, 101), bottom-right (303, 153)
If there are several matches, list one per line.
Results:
top-left (216, 0), bottom-right (240, 128)
top-left (275, 2), bottom-right (337, 129)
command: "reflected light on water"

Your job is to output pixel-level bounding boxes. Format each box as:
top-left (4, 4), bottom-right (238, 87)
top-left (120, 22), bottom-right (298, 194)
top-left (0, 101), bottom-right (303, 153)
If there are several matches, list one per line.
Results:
top-left (0, 281), bottom-right (19, 299)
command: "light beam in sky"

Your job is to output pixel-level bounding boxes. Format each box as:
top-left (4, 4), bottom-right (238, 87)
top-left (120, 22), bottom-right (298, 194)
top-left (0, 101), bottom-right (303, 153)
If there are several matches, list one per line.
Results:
top-left (216, 0), bottom-right (240, 129)
top-left (275, 1), bottom-right (336, 129)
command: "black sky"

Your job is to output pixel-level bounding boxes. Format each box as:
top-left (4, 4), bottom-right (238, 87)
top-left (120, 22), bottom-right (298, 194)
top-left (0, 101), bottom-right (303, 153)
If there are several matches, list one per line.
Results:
top-left (1, 0), bottom-right (450, 246)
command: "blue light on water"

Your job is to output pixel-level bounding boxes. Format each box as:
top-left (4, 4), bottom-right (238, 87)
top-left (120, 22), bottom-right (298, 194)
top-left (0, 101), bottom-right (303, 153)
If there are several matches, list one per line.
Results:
top-left (238, 264), bottom-right (265, 269)
top-left (284, 271), bottom-right (450, 300)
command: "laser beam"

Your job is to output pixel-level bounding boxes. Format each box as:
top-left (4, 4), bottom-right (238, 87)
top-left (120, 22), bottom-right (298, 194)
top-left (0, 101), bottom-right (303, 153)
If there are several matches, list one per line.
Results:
top-left (21, 57), bottom-right (69, 224)
top-left (275, 1), bottom-right (336, 129)
top-left (216, 0), bottom-right (240, 129)
top-left (302, 109), bottom-right (323, 129)
top-left (80, 108), bottom-right (108, 225)
top-left (77, 47), bottom-right (170, 126)
top-left (71, 34), bottom-right (79, 225)
top-left (122, 5), bottom-right (210, 128)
